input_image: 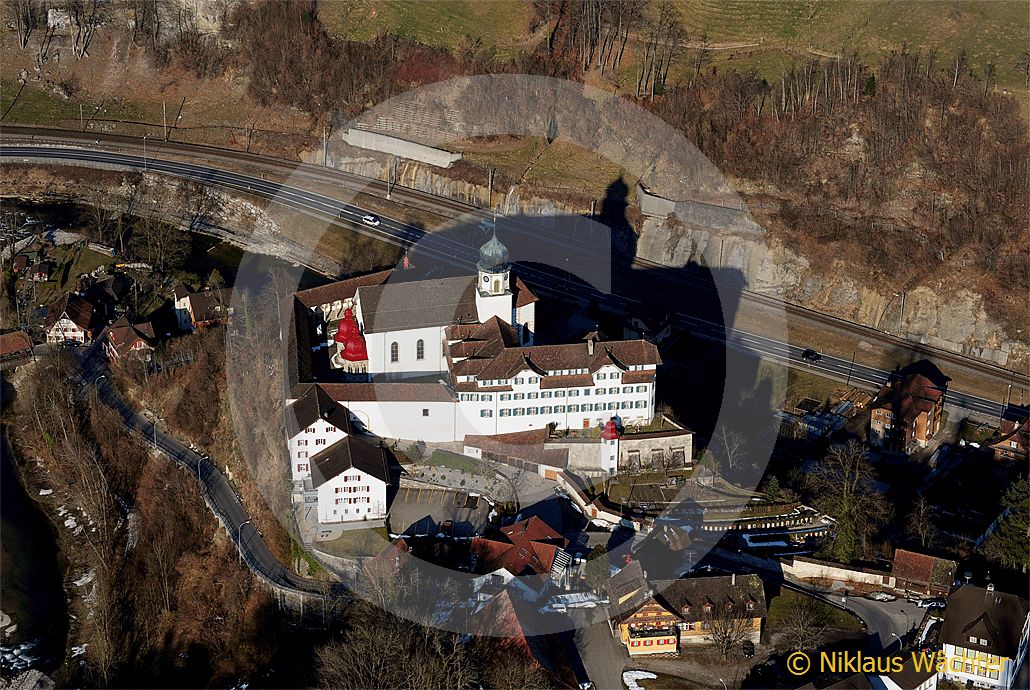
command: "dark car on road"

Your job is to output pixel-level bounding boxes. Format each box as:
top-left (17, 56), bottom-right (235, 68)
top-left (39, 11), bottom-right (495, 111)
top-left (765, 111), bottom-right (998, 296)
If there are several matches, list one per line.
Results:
top-left (801, 348), bottom-right (822, 363)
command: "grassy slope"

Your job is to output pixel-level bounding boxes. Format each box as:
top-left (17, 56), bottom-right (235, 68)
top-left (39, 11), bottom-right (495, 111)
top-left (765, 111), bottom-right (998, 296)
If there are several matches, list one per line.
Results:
top-left (671, 1), bottom-right (1028, 89)
top-left (319, 0), bottom-right (534, 57)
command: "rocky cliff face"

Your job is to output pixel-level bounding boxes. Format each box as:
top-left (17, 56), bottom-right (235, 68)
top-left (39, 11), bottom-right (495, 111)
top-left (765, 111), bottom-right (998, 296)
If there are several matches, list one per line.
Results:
top-left (300, 145), bottom-right (589, 218)
top-left (636, 216), bottom-right (1026, 368)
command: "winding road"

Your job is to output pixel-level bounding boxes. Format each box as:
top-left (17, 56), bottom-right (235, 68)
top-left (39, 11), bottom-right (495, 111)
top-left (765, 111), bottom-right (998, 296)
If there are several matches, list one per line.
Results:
top-left (74, 342), bottom-right (343, 598)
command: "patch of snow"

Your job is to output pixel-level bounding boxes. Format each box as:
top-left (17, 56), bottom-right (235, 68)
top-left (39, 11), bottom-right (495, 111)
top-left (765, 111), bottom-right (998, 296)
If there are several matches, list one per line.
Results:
top-left (73, 571), bottom-right (95, 588)
top-left (63, 517), bottom-right (77, 529)
top-left (623, 670), bottom-right (657, 690)
top-left (38, 489), bottom-right (53, 496)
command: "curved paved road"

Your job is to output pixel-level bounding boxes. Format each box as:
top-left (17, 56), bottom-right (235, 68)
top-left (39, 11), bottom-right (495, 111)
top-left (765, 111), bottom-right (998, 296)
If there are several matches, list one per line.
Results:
top-left (76, 343), bottom-right (344, 597)
top-left (3, 144), bottom-right (1014, 418)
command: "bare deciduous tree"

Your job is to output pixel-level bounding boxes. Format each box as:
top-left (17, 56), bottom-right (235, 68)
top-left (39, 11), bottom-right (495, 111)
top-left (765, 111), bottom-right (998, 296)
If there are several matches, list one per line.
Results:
top-left (704, 603), bottom-right (754, 657)
top-left (65, 0), bottom-right (107, 59)
top-left (778, 595), bottom-right (831, 652)
top-left (905, 496), bottom-right (939, 549)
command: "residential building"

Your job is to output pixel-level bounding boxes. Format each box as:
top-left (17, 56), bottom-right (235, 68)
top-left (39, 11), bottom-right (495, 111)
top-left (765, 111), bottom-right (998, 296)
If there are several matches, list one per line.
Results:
top-left (608, 573), bottom-right (767, 655)
top-left (27, 261), bottom-right (51, 282)
top-left (869, 360), bottom-right (950, 453)
top-left (44, 293), bottom-right (97, 344)
top-left (12, 254), bottom-right (29, 273)
top-left (891, 548), bottom-right (957, 598)
top-left (0, 330), bottom-right (32, 362)
top-left (938, 584), bottom-right (1029, 689)
top-left (103, 316), bottom-right (155, 362)
top-left (989, 405), bottom-right (1029, 462)
top-left (285, 384), bottom-right (390, 524)
top-left (173, 285), bottom-right (233, 331)
top-left (309, 435), bottom-right (390, 524)
top-left (469, 516), bottom-right (572, 595)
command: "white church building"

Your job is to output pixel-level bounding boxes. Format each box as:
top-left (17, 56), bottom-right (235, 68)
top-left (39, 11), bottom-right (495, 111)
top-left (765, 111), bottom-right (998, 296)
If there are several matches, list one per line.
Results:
top-left (285, 234), bottom-right (664, 522)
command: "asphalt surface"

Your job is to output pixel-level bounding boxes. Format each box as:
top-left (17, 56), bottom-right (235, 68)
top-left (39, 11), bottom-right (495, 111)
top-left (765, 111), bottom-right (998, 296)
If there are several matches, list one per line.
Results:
top-left (2, 144), bottom-right (1016, 419)
top-left (74, 343), bottom-right (342, 597)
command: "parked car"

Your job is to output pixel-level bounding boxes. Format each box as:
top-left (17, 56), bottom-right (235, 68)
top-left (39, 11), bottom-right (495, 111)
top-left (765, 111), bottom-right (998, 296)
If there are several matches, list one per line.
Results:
top-left (361, 214), bottom-right (381, 226)
top-left (866, 591), bottom-right (898, 602)
top-left (741, 640), bottom-right (756, 658)
top-left (801, 348), bottom-right (822, 363)
top-left (917, 598), bottom-right (946, 609)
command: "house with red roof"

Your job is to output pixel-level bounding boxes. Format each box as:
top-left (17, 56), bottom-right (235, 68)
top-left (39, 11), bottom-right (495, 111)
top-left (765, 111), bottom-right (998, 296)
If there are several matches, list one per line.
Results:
top-left (869, 360), bottom-right (950, 453)
top-left (891, 548), bottom-right (957, 598)
top-left (0, 330), bottom-right (32, 362)
top-left (103, 316), bottom-right (156, 362)
top-left (468, 516), bottom-right (572, 598)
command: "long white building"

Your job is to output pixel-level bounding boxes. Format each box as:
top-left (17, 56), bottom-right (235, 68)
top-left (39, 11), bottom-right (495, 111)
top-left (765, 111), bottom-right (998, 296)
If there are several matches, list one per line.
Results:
top-left (286, 233), bottom-right (662, 454)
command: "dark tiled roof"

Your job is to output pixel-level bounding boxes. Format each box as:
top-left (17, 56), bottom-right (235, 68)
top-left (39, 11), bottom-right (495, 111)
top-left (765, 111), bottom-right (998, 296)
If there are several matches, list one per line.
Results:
top-left (45, 292), bottom-right (95, 331)
top-left (286, 384), bottom-right (355, 437)
top-left (189, 287), bottom-right (233, 324)
top-left (940, 585), bottom-right (1030, 659)
top-left (295, 269), bottom-right (393, 309)
top-left (652, 574), bottom-right (767, 623)
top-left (886, 657), bottom-right (935, 688)
top-left (105, 316), bottom-right (155, 356)
top-left (606, 561), bottom-right (647, 607)
top-left (310, 435), bottom-right (390, 486)
top-left (358, 275), bottom-right (478, 333)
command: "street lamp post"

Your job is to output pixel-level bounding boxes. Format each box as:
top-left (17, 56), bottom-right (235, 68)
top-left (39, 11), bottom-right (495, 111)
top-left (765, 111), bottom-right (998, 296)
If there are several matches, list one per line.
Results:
top-left (142, 134), bottom-right (148, 171)
top-left (238, 519), bottom-right (252, 566)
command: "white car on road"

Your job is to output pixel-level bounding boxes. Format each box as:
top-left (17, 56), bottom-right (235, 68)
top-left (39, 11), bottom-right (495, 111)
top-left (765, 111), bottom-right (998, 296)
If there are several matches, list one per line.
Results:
top-left (361, 214), bottom-right (381, 226)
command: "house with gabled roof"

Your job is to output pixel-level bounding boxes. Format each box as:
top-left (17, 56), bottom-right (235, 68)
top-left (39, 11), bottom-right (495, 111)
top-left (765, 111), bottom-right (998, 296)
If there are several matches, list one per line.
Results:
top-left (45, 292), bottom-right (97, 344)
top-left (103, 316), bottom-right (156, 362)
top-left (172, 285), bottom-right (233, 332)
top-left (0, 330), bottom-right (32, 362)
top-left (284, 383), bottom-right (392, 524)
top-left (988, 404), bottom-right (1029, 462)
top-left (608, 573), bottom-right (767, 655)
top-left (468, 516), bottom-right (572, 597)
top-left (938, 584), bottom-right (1029, 689)
top-left (869, 360), bottom-right (950, 453)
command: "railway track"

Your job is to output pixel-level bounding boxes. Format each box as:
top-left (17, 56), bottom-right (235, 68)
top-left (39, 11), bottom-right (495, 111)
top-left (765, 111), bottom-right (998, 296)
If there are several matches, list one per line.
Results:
top-left (3, 125), bottom-right (1025, 388)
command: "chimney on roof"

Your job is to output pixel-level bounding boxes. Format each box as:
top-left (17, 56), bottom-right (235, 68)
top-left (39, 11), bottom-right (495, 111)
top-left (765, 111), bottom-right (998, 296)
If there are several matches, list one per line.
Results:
top-left (587, 338), bottom-right (594, 356)
top-left (731, 573), bottom-right (736, 585)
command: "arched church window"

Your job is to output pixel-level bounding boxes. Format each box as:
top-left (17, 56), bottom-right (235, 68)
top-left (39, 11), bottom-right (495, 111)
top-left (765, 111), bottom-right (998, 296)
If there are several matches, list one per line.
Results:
top-left (416, 339), bottom-right (425, 360)
top-left (390, 342), bottom-right (399, 362)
